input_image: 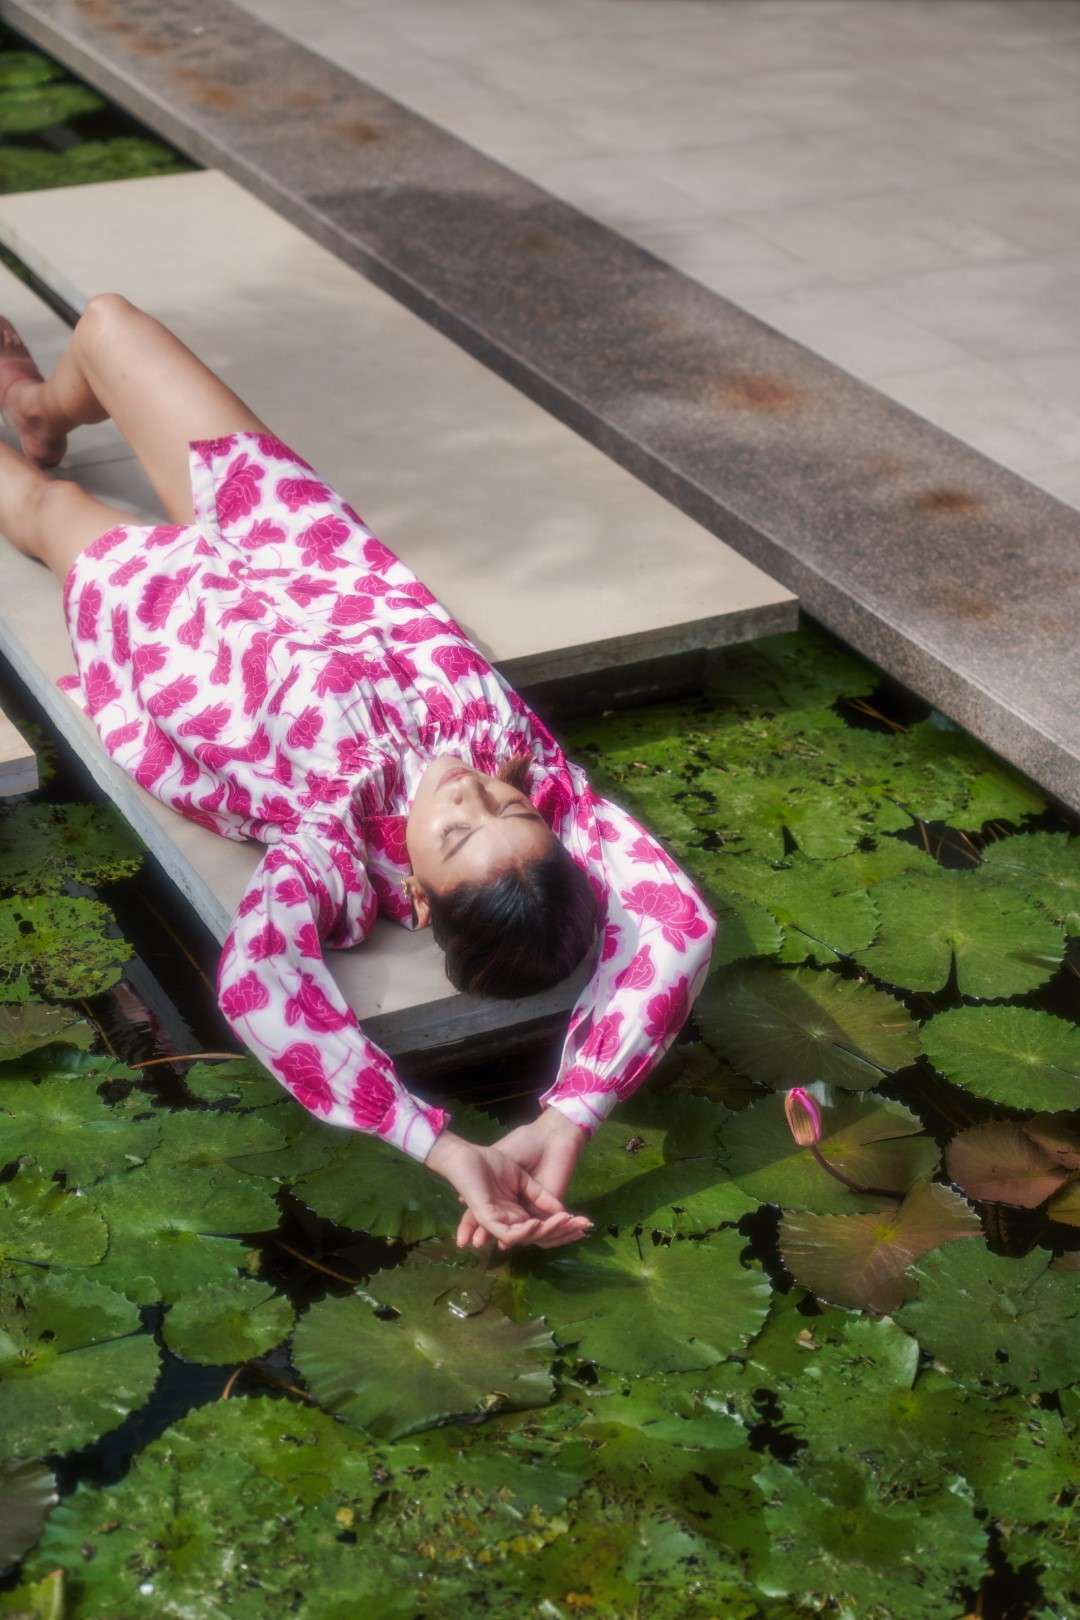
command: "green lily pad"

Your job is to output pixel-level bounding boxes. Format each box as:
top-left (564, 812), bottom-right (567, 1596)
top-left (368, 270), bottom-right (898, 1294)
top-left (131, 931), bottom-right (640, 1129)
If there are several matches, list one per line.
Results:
top-left (0, 51), bottom-right (64, 89)
top-left (0, 1159), bottom-right (107, 1271)
top-left (922, 1005), bottom-right (1080, 1110)
top-left (852, 869), bottom-right (1064, 997)
top-left (706, 625), bottom-right (877, 710)
top-left (0, 1569), bottom-right (64, 1617)
top-left (515, 1229), bottom-right (771, 1376)
top-left (0, 896), bottom-right (131, 1002)
top-left (0, 1003), bottom-right (93, 1063)
top-left (565, 1089), bottom-right (756, 1234)
top-left (227, 1101), bottom-right (343, 1180)
top-left (0, 1456), bottom-right (56, 1572)
top-left (0, 803), bottom-right (143, 894)
top-left (294, 1247), bottom-right (557, 1439)
top-left (0, 137), bottom-right (190, 196)
top-left (0, 1271), bottom-right (158, 1458)
top-left (162, 1277), bottom-right (295, 1365)
top-left (697, 964), bottom-right (917, 1090)
top-left (827, 838), bottom-right (940, 891)
top-left (752, 1456), bottom-right (987, 1620)
top-left (89, 1164), bottom-right (280, 1304)
top-left (0, 1074), bottom-right (160, 1186)
top-left (895, 1243), bottom-right (1080, 1391)
top-left (0, 82), bottom-right (103, 133)
top-left (691, 853), bottom-right (879, 964)
top-left (146, 1108), bottom-right (288, 1171)
top-left (720, 1092), bottom-right (938, 1214)
top-left (779, 1178), bottom-right (981, 1312)
top-left (181, 1056), bottom-right (284, 1108)
top-left (980, 830), bottom-right (1080, 934)
top-left (945, 1120), bottom-right (1073, 1208)
top-left (706, 889), bottom-right (783, 968)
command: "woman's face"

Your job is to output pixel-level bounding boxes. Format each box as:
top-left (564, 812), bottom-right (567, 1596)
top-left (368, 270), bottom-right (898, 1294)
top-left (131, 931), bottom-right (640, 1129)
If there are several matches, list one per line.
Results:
top-left (404, 756), bottom-right (553, 925)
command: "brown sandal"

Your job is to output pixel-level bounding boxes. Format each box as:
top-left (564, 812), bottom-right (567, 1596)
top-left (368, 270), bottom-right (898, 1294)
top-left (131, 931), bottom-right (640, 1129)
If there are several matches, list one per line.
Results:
top-left (0, 316), bottom-right (65, 468)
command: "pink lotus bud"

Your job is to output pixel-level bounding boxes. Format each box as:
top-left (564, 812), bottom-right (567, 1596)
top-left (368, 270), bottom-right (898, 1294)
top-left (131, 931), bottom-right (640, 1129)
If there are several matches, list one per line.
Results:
top-left (784, 1087), bottom-right (822, 1147)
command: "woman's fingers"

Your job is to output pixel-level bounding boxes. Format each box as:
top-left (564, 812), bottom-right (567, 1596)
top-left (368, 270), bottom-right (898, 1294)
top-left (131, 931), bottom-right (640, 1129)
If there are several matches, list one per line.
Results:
top-left (474, 1204), bottom-right (541, 1246)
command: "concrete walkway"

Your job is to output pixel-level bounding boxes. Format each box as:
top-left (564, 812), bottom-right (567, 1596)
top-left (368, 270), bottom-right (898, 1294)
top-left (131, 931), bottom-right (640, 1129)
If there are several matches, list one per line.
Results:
top-left (235, 0), bottom-right (1080, 510)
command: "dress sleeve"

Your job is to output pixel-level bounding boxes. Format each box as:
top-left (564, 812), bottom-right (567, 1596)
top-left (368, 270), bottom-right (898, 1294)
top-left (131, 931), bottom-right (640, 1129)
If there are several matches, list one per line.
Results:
top-left (215, 816), bottom-right (451, 1162)
top-left (535, 768), bottom-right (718, 1134)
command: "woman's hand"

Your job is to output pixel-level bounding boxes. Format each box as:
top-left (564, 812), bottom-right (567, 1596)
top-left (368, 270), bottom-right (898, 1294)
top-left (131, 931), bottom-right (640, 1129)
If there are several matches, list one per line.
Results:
top-left (454, 1107), bottom-right (591, 1252)
top-left (426, 1129), bottom-right (584, 1251)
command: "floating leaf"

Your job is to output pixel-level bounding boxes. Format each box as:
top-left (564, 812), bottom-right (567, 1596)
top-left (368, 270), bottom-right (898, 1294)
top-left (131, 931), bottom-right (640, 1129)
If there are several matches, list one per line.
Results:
top-left (162, 1277), bottom-right (294, 1364)
top-left (0, 51), bottom-right (64, 88)
top-left (0, 1272), bottom-right (158, 1457)
top-left (515, 1230), bottom-right (771, 1376)
top-left (294, 1248), bottom-right (556, 1438)
top-left (89, 1165), bottom-right (279, 1304)
top-left (706, 625), bottom-right (877, 710)
top-left (852, 869), bottom-right (1064, 997)
top-left (946, 1121), bottom-right (1072, 1208)
top-left (752, 1457), bottom-right (987, 1620)
top-left (721, 1092), bottom-right (938, 1214)
top-left (0, 1569), bottom-right (64, 1617)
top-left (980, 830), bottom-right (1080, 934)
top-left (705, 890), bottom-right (782, 968)
top-left (0, 1160), bottom-right (106, 1271)
top-left (922, 1006), bottom-right (1080, 1110)
top-left (0, 1457), bottom-right (56, 1572)
top-left (228, 1101), bottom-right (342, 1181)
top-left (896, 1243), bottom-right (1080, 1390)
top-left (0, 804), bottom-right (142, 894)
top-left (697, 853), bottom-right (878, 966)
top-left (827, 838), bottom-right (940, 891)
top-left (182, 1056), bottom-right (284, 1108)
top-left (0, 136), bottom-right (190, 195)
top-left (146, 1108), bottom-right (288, 1171)
top-left (779, 1179), bottom-right (981, 1312)
top-left (0, 1003), bottom-right (92, 1063)
top-left (0, 896), bottom-right (131, 1002)
top-left (697, 964), bottom-right (917, 1090)
top-left (0, 82), bottom-right (103, 133)
top-left (0, 1075), bottom-right (160, 1185)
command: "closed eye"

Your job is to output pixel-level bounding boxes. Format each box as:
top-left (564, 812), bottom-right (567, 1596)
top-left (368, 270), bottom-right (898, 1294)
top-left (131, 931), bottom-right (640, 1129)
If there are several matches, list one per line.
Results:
top-left (443, 806), bottom-right (543, 861)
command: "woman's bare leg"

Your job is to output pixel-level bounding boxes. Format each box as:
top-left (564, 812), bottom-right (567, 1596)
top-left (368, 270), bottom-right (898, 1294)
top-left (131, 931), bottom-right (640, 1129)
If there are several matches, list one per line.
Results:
top-left (6, 292), bottom-right (272, 526)
top-left (0, 438), bottom-right (137, 585)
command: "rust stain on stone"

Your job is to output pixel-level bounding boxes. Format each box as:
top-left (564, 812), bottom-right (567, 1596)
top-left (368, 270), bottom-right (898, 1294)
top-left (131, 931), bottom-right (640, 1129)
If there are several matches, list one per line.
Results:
top-left (709, 374), bottom-right (804, 413)
top-left (914, 487), bottom-right (982, 516)
top-left (930, 585), bottom-right (999, 622)
top-left (172, 66), bottom-right (242, 114)
top-left (334, 115), bottom-right (381, 144)
top-left (285, 89), bottom-right (324, 113)
top-left (512, 228), bottom-right (559, 254)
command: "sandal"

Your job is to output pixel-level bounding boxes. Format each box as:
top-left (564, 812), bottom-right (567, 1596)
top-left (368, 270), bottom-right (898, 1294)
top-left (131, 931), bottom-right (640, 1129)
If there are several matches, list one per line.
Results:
top-left (0, 316), bottom-right (65, 468)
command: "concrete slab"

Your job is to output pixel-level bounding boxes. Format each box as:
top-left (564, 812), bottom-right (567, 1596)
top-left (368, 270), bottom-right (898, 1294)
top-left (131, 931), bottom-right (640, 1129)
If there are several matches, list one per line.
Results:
top-left (0, 170), bottom-right (795, 690)
top-left (0, 707), bottom-right (37, 796)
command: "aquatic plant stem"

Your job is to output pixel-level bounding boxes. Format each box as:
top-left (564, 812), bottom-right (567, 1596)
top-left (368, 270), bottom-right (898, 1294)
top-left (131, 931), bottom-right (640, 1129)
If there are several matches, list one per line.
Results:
top-left (129, 1051), bottom-right (237, 1069)
top-left (808, 1142), bottom-right (897, 1201)
top-left (274, 1237), bottom-right (363, 1287)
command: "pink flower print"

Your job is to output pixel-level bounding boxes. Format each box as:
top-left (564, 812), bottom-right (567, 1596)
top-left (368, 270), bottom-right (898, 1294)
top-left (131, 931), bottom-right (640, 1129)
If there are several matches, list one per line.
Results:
top-left (627, 832), bottom-right (680, 873)
top-left (194, 435), bottom-right (238, 467)
top-left (131, 643), bottom-right (168, 681)
top-left (385, 649), bottom-right (417, 684)
top-left (177, 702), bottom-right (232, 740)
top-left (199, 782), bottom-right (227, 815)
top-left (238, 889), bottom-right (262, 918)
top-left (365, 814), bottom-right (408, 865)
top-left (225, 776), bottom-right (252, 818)
top-left (329, 844), bottom-right (363, 895)
top-left (362, 536), bottom-right (397, 573)
top-left (422, 687), bottom-right (455, 725)
top-left (104, 719), bottom-right (141, 752)
top-left (258, 794), bottom-right (298, 827)
top-left (147, 673), bottom-right (199, 718)
top-left (209, 640), bottom-right (232, 685)
top-left (615, 1053), bottom-right (651, 1100)
top-left (621, 881), bottom-right (709, 952)
top-left (221, 591), bottom-right (269, 628)
top-left (145, 524), bottom-right (183, 549)
top-left (330, 593), bottom-right (374, 627)
top-left (267, 665), bottom-right (301, 716)
top-left (84, 661), bottom-right (121, 717)
top-left (220, 969), bottom-right (271, 1020)
top-left (348, 1064), bottom-right (396, 1131)
top-left (313, 650), bottom-right (366, 698)
top-left (177, 599), bottom-right (206, 649)
top-left (644, 975), bottom-right (690, 1044)
top-left (553, 1064), bottom-right (609, 1099)
top-left (303, 771), bottom-right (349, 807)
top-left (178, 747), bottom-right (200, 787)
top-left (580, 1010), bottom-right (623, 1064)
top-left (341, 500), bottom-right (364, 523)
top-left (109, 555), bottom-right (148, 587)
top-left (76, 580), bottom-right (102, 641)
top-left (354, 571), bottom-right (391, 596)
top-left (389, 615), bottom-right (446, 646)
top-left (596, 819), bottom-right (620, 843)
top-left (601, 923), bottom-right (621, 963)
top-left (249, 919), bottom-right (288, 960)
top-left (240, 632), bottom-right (271, 716)
top-left (296, 921), bottom-right (321, 959)
top-left (532, 770), bottom-right (575, 831)
top-left (85, 524), bottom-right (127, 560)
top-left (194, 536), bottom-right (215, 557)
top-left (298, 514), bottom-right (350, 567)
top-left (286, 574), bottom-right (336, 608)
top-left (431, 642), bottom-right (489, 682)
top-left (286, 706), bottom-right (324, 750)
top-left (256, 433), bottom-right (312, 467)
top-left (387, 582), bottom-right (436, 608)
top-left (273, 747), bottom-right (293, 785)
top-left (277, 1042), bottom-right (334, 1114)
top-left (110, 605), bottom-right (130, 664)
top-left (274, 876), bottom-right (310, 907)
top-left (135, 721), bottom-right (176, 790)
top-left (275, 475), bottom-right (332, 512)
top-left (284, 972), bottom-right (351, 1032)
top-left (460, 699), bottom-right (499, 726)
top-left (216, 452), bottom-right (264, 526)
top-left (136, 564), bottom-right (198, 630)
top-left (242, 516), bottom-right (287, 551)
top-left (168, 792), bottom-right (218, 832)
top-left (614, 945), bottom-right (655, 992)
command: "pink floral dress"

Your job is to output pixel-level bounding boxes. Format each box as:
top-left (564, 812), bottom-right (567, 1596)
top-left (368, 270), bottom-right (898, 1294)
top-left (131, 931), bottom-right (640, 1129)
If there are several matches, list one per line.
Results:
top-left (58, 433), bottom-right (718, 1162)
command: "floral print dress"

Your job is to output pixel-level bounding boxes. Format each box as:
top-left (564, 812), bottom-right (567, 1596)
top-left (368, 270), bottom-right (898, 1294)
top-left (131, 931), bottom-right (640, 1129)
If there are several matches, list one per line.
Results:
top-left (58, 432), bottom-right (718, 1163)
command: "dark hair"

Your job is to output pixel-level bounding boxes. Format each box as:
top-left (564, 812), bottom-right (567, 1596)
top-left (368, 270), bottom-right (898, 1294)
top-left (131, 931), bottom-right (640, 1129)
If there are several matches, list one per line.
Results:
top-left (425, 752), bottom-right (599, 997)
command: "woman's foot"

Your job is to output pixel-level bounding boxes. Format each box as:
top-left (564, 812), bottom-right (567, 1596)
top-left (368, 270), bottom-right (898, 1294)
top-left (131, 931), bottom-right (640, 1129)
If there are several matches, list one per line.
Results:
top-left (0, 317), bottom-right (67, 468)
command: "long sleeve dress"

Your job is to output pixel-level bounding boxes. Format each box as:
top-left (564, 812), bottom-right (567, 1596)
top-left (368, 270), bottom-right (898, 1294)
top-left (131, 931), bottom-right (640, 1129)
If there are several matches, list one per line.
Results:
top-left (58, 432), bottom-right (718, 1163)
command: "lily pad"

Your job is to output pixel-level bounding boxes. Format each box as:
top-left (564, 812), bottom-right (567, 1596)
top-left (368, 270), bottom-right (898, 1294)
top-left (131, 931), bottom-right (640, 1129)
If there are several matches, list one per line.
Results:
top-left (779, 1179), bottom-right (981, 1312)
top-left (145, 1108), bottom-right (288, 1171)
top-left (697, 964), bottom-right (917, 1090)
top-left (0, 1569), bottom-right (64, 1617)
top-left (921, 1006), bottom-right (1080, 1110)
top-left (182, 1056), bottom-right (284, 1108)
top-left (515, 1229), bottom-right (771, 1376)
top-left (227, 1101), bottom-right (342, 1180)
top-left (752, 1456), bottom-right (987, 1620)
top-left (720, 1092), bottom-right (938, 1214)
top-left (294, 1247), bottom-right (557, 1438)
top-left (945, 1120), bottom-right (1072, 1207)
top-left (0, 803), bottom-right (142, 895)
top-left (852, 869), bottom-right (1064, 997)
top-left (0, 1003), bottom-right (93, 1064)
top-left (980, 831), bottom-right (1080, 934)
top-left (0, 82), bottom-right (103, 133)
top-left (89, 1164), bottom-right (280, 1304)
top-left (693, 852), bottom-right (878, 965)
top-left (0, 1075), bottom-right (161, 1186)
top-left (0, 1457), bottom-right (56, 1572)
top-left (0, 51), bottom-right (64, 89)
top-left (895, 1243), bottom-right (1080, 1391)
top-left (0, 895), bottom-right (131, 1002)
top-left (705, 889), bottom-right (783, 968)
top-left (0, 1271), bottom-right (158, 1457)
top-left (162, 1277), bottom-right (295, 1365)
top-left (0, 1159), bottom-right (107, 1271)
top-left (706, 625), bottom-right (877, 710)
